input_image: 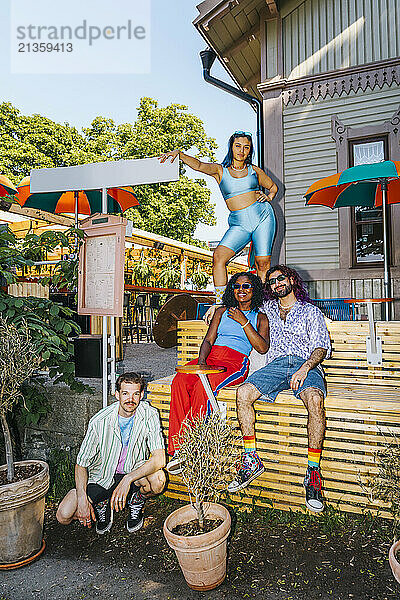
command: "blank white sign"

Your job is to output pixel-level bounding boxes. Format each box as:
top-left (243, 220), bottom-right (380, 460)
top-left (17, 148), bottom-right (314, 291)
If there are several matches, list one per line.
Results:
top-left (30, 157), bottom-right (179, 192)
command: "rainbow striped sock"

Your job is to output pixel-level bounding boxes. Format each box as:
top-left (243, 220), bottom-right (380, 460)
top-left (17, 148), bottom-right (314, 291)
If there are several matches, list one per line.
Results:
top-left (308, 447), bottom-right (322, 468)
top-left (243, 435), bottom-right (256, 453)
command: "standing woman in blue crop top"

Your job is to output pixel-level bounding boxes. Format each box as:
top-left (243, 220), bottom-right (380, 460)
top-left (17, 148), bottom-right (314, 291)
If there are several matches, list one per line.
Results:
top-left (159, 132), bottom-right (278, 304)
top-left (166, 272), bottom-right (269, 474)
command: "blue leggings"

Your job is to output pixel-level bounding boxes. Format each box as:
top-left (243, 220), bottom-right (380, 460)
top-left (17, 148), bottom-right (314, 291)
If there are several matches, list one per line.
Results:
top-left (218, 201), bottom-right (276, 256)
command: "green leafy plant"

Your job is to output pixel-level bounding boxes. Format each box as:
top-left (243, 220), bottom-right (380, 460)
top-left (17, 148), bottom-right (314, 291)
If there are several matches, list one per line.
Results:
top-left (191, 263), bottom-right (210, 291)
top-left (0, 294), bottom-right (84, 391)
top-left (32, 226), bottom-right (85, 294)
top-left (47, 447), bottom-right (75, 502)
top-left (1, 98), bottom-right (217, 245)
top-left (0, 225), bottom-right (89, 442)
top-left (360, 433), bottom-right (400, 537)
top-left (131, 250), bottom-right (155, 286)
top-left (158, 257), bottom-right (181, 289)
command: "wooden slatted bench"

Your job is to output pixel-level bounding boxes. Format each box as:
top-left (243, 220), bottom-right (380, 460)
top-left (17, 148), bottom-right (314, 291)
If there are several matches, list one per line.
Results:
top-left (147, 319), bottom-right (400, 517)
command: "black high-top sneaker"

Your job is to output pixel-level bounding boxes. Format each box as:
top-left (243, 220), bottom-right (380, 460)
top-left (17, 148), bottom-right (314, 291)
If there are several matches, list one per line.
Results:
top-left (304, 466), bottom-right (324, 513)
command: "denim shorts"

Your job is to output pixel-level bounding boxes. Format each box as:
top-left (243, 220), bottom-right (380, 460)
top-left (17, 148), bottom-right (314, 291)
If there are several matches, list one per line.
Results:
top-left (245, 355), bottom-right (326, 402)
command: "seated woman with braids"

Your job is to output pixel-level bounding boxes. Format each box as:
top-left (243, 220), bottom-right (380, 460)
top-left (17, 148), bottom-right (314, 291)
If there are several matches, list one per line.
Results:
top-left (166, 272), bottom-right (269, 474)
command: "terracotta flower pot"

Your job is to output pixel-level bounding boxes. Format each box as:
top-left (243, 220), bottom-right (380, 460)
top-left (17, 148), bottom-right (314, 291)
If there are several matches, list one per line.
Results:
top-left (0, 460), bottom-right (49, 565)
top-left (163, 502), bottom-right (231, 591)
top-left (389, 540), bottom-right (400, 584)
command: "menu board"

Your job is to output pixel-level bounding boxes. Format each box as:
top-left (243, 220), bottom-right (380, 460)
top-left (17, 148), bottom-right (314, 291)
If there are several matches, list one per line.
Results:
top-left (78, 215), bottom-right (126, 317)
top-left (84, 235), bottom-right (116, 311)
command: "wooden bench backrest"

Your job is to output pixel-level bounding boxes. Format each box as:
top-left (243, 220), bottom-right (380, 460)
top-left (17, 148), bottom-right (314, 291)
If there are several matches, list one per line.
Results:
top-left (177, 320), bottom-right (400, 387)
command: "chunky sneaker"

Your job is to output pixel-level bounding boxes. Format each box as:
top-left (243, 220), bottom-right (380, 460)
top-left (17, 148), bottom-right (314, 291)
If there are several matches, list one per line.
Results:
top-left (126, 499), bottom-right (145, 533)
top-left (227, 451), bottom-right (265, 493)
top-left (166, 454), bottom-right (185, 475)
top-left (304, 466), bottom-right (324, 513)
top-left (93, 499), bottom-right (113, 534)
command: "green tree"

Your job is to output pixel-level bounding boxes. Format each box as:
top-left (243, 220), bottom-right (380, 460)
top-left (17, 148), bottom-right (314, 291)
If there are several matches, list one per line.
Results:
top-left (0, 99), bottom-right (217, 245)
top-left (0, 102), bottom-right (87, 183)
top-left (88, 98), bottom-right (218, 245)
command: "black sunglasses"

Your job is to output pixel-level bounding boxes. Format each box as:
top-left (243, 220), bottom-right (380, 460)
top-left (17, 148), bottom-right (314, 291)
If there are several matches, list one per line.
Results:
top-left (233, 283), bottom-right (253, 290)
top-left (268, 274), bottom-right (287, 286)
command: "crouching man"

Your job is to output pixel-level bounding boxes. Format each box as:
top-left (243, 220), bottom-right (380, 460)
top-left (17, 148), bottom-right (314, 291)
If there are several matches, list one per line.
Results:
top-left (56, 372), bottom-right (166, 534)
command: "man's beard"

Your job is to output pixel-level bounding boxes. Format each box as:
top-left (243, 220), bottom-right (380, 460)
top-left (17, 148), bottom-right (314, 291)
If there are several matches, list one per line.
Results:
top-left (273, 282), bottom-right (293, 298)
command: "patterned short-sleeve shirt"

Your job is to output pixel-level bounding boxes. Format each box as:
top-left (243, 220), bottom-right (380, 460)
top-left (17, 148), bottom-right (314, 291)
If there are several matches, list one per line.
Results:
top-left (261, 299), bottom-right (331, 364)
top-left (76, 400), bottom-right (164, 489)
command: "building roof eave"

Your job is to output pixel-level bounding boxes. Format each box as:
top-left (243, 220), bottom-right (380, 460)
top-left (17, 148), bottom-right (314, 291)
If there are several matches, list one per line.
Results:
top-left (193, 0), bottom-right (280, 98)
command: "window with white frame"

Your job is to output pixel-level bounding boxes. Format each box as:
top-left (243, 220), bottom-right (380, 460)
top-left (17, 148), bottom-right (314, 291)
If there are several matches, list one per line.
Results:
top-left (350, 137), bottom-right (388, 266)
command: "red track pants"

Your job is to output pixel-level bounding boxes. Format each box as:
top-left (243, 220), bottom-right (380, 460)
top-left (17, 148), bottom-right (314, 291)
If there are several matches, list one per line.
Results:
top-left (168, 345), bottom-right (249, 455)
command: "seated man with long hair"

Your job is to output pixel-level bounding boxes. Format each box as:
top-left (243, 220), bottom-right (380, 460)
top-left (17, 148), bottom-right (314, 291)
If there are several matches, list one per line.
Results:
top-left (167, 272), bottom-right (269, 474)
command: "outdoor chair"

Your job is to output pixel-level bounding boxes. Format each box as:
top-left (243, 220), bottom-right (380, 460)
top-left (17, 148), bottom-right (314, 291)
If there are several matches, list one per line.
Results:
top-left (312, 298), bottom-right (356, 320)
top-left (147, 294), bottom-right (161, 340)
top-left (133, 294), bottom-right (152, 343)
top-left (196, 303), bottom-right (212, 320)
top-left (123, 292), bottom-right (134, 343)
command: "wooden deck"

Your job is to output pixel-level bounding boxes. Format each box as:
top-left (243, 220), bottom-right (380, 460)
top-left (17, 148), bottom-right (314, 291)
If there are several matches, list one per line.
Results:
top-left (148, 320), bottom-right (400, 516)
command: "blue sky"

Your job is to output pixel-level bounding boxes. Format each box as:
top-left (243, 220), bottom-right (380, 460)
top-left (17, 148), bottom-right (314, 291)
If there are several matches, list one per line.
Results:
top-left (1, 0), bottom-right (256, 241)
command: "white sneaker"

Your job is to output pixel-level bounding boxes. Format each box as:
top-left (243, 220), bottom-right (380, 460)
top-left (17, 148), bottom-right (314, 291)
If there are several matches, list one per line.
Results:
top-left (166, 454), bottom-right (185, 475)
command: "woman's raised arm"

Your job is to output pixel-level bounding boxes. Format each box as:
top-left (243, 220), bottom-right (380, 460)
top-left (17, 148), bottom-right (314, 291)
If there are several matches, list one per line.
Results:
top-left (159, 149), bottom-right (222, 181)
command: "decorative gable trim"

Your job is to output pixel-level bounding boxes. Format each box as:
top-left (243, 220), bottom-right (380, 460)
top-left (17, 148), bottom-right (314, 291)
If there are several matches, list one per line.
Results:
top-left (258, 58), bottom-right (400, 105)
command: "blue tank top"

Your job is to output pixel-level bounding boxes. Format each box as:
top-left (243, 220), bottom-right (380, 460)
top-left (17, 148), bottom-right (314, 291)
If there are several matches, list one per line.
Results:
top-left (219, 165), bottom-right (259, 201)
top-left (214, 309), bottom-right (259, 356)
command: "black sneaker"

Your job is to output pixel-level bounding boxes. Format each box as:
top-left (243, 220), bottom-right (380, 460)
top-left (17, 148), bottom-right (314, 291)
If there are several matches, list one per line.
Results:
top-left (93, 499), bottom-right (113, 534)
top-left (126, 499), bottom-right (145, 533)
top-left (304, 466), bottom-right (324, 513)
top-left (227, 451), bottom-right (265, 493)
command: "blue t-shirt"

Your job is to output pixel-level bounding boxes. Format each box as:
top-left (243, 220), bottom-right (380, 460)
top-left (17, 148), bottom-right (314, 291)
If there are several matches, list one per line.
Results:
top-left (116, 414), bottom-right (135, 474)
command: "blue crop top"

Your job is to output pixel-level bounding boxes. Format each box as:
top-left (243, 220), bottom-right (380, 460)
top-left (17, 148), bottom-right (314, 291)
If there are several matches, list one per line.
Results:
top-left (219, 165), bottom-right (259, 201)
top-left (214, 309), bottom-right (259, 356)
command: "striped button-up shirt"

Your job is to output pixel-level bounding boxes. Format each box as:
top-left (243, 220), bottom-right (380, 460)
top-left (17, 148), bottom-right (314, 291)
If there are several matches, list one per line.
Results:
top-left (76, 400), bottom-right (164, 489)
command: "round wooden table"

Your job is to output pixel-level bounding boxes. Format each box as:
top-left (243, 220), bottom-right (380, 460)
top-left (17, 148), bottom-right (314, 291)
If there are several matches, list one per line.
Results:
top-left (175, 364), bottom-right (226, 414)
top-left (344, 297), bottom-right (393, 322)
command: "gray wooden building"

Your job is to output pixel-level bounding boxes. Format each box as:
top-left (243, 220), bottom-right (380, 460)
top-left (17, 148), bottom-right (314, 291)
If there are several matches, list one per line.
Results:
top-left (194, 0), bottom-right (400, 314)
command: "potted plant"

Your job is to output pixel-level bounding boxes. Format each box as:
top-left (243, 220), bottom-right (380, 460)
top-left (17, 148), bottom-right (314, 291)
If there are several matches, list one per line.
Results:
top-left (159, 257), bottom-right (181, 289)
top-left (191, 263), bottom-right (210, 291)
top-left (163, 411), bottom-right (239, 590)
top-left (360, 434), bottom-right (400, 583)
top-left (0, 318), bottom-right (49, 566)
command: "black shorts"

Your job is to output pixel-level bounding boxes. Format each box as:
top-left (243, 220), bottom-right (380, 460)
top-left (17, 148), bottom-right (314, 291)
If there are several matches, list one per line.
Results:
top-left (86, 474), bottom-right (139, 504)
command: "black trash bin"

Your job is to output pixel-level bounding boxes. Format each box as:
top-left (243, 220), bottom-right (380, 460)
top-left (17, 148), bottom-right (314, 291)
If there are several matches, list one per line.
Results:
top-left (74, 334), bottom-right (103, 378)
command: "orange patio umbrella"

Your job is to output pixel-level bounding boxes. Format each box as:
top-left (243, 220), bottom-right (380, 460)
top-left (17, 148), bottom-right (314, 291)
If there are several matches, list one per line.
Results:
top-left (16, 176), bottom-right (139, 215)
top-left (0, 175), bottom-right (18, 198)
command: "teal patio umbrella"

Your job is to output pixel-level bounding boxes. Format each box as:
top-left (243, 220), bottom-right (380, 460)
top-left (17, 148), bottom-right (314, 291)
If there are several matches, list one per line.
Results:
top-left (305, 160), bottom-right (400, 319)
